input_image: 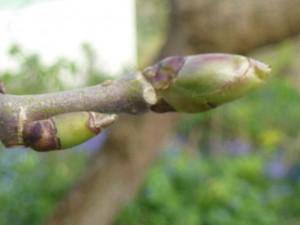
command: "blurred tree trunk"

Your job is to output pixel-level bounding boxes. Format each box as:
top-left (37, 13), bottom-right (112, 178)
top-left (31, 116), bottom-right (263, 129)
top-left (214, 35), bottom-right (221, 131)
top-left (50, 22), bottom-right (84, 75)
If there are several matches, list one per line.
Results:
top-left (160, 0), bottom-right (300, 56)
top-left (46, 0), bottom-right (300, 225)
top-left (45, 114), bottom-right (178, 225)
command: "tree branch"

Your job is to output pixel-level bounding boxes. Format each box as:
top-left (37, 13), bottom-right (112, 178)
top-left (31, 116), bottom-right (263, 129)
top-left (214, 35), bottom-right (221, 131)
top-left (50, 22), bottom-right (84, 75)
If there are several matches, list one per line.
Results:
top-left (0, 54), bottom-right (270, 151)
top-left (0, 73), bottom-right (155, 148)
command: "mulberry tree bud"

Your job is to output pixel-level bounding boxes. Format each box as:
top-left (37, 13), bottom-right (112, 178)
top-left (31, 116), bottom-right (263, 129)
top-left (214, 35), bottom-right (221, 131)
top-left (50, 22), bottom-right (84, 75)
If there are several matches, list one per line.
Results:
top-left (22, 112), bottom-right (117, 151)
top-left (143, 53), bottom-right (271, 113)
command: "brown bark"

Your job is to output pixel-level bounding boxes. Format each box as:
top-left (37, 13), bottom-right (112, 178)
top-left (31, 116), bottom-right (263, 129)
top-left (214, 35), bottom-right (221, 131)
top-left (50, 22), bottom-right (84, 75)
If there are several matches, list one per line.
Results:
top-left (46, 0), bottom-right (300, 225)
top-left (160, 0), bottom-right (300, 57)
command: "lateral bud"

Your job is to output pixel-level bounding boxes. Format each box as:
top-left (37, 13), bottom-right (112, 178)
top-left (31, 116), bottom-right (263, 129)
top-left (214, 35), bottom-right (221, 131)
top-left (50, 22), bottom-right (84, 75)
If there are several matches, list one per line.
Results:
top-left (23, 112), bottom-right (117, 151)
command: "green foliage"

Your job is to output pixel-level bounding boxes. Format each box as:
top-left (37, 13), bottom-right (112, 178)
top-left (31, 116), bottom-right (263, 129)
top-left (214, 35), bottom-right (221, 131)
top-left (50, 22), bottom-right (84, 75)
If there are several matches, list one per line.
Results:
top-left (115, 152), bottom-right (284, 225)
top-left (0, 146), bottom-right (87, 225)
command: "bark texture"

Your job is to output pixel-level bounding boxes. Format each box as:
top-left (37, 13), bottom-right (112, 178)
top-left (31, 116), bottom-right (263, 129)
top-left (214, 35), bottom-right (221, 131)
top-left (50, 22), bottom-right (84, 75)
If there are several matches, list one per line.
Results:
top-left (46, 0), bottom-right (300, 224)
top-left (161, 0), bottom-right (300, 57)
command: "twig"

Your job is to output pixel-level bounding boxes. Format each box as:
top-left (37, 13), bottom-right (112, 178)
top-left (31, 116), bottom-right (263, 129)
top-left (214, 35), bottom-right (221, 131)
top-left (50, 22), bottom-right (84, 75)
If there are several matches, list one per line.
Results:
top-left (0, 54), bottom-right (271, 151)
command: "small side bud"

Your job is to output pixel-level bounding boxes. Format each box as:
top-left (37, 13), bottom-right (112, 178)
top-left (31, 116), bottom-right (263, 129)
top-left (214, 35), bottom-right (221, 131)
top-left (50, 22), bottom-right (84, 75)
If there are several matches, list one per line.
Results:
top-left (143, 54), bottom-right (271, 113)
top-left (23, 112), bottom-right (117, 151)
top-left (23, 118), bottom-right (59, 151)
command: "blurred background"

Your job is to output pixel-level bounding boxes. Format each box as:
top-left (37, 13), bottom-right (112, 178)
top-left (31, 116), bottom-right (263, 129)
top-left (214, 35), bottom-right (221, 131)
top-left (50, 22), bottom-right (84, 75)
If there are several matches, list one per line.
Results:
top-left (1, 0), bottom-right (300, 225)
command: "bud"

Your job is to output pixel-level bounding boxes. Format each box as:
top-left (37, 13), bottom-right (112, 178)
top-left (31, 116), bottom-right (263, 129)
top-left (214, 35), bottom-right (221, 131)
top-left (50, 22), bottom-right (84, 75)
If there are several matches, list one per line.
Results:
top-left (23, 112), bottom-right (117, 151)
top-left (143, 54), bottom-right (271, 113)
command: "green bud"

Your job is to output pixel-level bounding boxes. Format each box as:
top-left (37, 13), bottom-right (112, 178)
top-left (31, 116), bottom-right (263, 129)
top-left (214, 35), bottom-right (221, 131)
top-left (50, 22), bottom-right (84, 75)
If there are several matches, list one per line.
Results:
top-left (143, 54), bottom-right (271, 113)
top-left (23, 112), bottom-right (117, 151)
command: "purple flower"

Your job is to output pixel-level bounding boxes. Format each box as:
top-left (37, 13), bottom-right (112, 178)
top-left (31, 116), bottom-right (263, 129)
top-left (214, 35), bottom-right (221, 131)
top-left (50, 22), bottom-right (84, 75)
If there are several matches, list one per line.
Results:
top-left (224, 139), bottom-right (252, 155)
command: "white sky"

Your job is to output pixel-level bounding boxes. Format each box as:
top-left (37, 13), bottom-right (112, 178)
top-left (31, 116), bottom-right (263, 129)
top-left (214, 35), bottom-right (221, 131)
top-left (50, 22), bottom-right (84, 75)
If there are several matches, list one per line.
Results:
top-left (0, 0), bottom-right (136, 75)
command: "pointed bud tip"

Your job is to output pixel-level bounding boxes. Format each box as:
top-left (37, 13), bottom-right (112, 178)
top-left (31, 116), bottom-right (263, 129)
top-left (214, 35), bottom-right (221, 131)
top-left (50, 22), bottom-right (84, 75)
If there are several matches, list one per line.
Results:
top-left (91, 113), bottom-right (118, 130)
top-left (251, 59), bottom-right (271, 81)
